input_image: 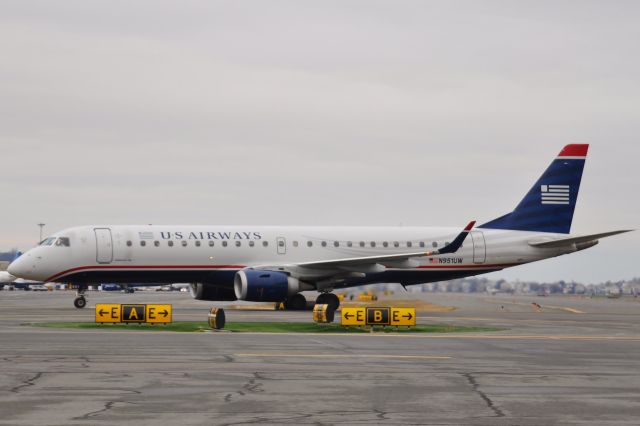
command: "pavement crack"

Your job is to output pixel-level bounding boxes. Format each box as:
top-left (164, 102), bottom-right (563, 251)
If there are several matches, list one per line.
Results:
top-left (374, 409), bottom-right (389, 420)
top-left (462, 373), bottom-right (505, 418)
top-left (72, 400), bottom-right (134, 420)
top-left (224, 372), bottom-right (265, 403)
top-left (10, 371), bottom-right (43, 393)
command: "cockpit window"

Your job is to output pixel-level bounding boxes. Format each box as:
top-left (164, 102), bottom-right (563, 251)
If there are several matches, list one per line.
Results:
top-left (39, 238), bottom-right (56, 246)
top-left (55, 237), bottom-right (70, 247)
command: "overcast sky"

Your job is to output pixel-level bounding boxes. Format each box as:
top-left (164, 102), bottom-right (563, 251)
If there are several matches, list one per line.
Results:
top-left (1, 1), bottom-right (638, 283)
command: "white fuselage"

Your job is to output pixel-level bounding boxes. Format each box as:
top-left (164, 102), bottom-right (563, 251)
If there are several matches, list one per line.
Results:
top-left (8, 225), bottom-right (573, 289)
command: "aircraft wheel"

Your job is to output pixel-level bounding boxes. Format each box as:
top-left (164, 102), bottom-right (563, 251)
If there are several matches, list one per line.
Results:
top-left (284, 293), bottom-right (307, 310)
top-left (74, 296), bottom-right (87, 309)
top-left (316, 293), bottom-right (340, 312)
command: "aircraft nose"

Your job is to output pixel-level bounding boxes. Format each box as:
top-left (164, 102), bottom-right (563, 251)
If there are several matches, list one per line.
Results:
top-left (8, 256), bottom-right (29, 278)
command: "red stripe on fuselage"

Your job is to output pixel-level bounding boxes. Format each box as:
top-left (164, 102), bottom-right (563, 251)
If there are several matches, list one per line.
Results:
top-left (46, 263), bottom-right (519, 282)
top-left (415, 263), bottom-right (519, 270)
top-left (45, 264), bottom-right (247, 282)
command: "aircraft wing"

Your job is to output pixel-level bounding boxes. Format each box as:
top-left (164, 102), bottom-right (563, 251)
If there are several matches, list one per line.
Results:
top-left (291, 220), bottom-right (475, 269)
top-left (254, 221), bottom-right (475, 277)
top-left (528, 229), bottom-right (633, 248)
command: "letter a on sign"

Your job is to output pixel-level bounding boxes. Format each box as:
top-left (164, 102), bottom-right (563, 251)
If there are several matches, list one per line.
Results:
top-left (121, 305), bottom-right (146, 323)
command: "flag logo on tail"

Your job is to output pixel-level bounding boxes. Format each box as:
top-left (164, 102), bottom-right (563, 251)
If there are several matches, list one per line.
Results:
top-left (541, 185), bottom-right (570, 205)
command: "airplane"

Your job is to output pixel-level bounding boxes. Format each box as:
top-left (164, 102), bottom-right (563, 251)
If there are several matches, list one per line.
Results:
top-left (8, 144), bottom-right (632, 309)
top-left (0, 270), bottom-right (17, 284)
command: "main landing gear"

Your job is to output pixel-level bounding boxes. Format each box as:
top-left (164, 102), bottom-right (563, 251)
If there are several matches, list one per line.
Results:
top-left (315, 292), bottom-right (340, 312)
top-left (283, 293), bottom-right (307, 310)
top-left (74, 285), bottom-right (87, 309)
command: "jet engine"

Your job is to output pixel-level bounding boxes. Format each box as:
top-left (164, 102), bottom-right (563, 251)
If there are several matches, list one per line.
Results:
top-left (189, 283), bottom-right (237, 301)
top-left (234, 269), bottom-right (312, 302)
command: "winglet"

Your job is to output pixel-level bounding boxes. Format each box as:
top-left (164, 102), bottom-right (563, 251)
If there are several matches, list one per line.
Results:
top-left (430, 221), bottom-right (475, 255)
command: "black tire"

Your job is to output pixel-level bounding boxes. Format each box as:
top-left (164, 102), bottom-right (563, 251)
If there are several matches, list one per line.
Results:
top-left (74, 297), bottom-right (86, 309)
top-left (315, 293), bottom-right (328, 305)
top-left (285, 293), bottom-right (307, 310)
top-left (315, 293), bottom-right (340, 312)
top-left (323, 293), bottom-right (340, 312)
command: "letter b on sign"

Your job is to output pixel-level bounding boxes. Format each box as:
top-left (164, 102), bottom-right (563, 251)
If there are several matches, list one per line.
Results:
top-left (366, 307), bottom-right (390, 325)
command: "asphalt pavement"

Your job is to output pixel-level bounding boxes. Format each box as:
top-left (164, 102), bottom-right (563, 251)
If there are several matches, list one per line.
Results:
top-left (1, 290), bottom-right (639, 425)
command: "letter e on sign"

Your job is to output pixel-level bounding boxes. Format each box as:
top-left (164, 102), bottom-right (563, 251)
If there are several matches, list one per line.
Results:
top-left (341, 307), bottom-right (366, 326)
top-left (95, 304), bottom-right (121, 323)
top-left (390, 308), bottom-right (416, 326)
top-left (146, 304), bottom-right (172, 323)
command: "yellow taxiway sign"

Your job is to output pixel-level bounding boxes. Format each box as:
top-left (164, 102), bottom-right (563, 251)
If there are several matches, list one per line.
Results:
top-left (340, 306), bottom-right (416, 327)
top-left (95, 304), bottom-right (172, 324)
top-left (95, 304), bottom-right (121, 323)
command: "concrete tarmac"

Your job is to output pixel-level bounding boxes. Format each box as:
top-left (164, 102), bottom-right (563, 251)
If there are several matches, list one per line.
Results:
top-left (1, 290), bottom-right (640, 425)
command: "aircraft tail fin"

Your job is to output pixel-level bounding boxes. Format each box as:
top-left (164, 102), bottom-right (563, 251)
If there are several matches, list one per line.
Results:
top-left (480, 144), bottom-right (588, 234)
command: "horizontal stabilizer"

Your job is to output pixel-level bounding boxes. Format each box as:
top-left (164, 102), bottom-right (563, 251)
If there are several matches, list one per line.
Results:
top-left (528, 230), bottom-right (633, 248)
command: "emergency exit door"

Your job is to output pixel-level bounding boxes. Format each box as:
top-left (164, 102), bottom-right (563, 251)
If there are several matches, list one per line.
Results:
top-left (95, 228), bottom-right (113, 264)
top-left (471, 231), bottom-right (486, 264)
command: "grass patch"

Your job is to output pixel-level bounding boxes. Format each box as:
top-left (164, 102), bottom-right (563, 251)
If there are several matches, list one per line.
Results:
top-left (30, 321), bottom-right (499, 333)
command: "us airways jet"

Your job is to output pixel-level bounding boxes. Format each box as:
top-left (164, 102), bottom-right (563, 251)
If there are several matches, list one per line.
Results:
top-left (8, 144), bottom-right (631, 309)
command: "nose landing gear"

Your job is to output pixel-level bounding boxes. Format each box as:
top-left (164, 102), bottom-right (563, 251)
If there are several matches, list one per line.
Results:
top-left (73, 285), bottom-right (87, 309)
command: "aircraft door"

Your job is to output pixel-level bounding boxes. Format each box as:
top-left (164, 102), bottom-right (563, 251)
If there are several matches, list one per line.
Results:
top-left (471, 231), bottom-right (486, 264)
top-left (95, 228), bottom-right (113, 264)
top-left (276, 237), bottom-right (286, 255)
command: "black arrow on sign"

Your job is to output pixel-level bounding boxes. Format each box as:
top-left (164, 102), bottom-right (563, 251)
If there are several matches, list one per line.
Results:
top-left (98, 309), bottom-right (107, 316)
top-left (159, 310), bottom-right (169, 317)
top-left (403, 313), bottom-right (413, 320)
top-left (344, 312), bottom-right (353, 320)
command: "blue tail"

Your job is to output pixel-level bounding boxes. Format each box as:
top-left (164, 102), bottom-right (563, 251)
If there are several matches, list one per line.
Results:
top-left (480, 144), bottom-right (588, 234)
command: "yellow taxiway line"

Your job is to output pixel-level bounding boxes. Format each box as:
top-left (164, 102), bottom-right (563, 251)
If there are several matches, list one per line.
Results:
top-left (235, 353), bottom-right (451, 360)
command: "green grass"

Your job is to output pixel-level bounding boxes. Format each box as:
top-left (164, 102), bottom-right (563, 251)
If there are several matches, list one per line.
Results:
top-left (30, 321), bottom-right (499, 334)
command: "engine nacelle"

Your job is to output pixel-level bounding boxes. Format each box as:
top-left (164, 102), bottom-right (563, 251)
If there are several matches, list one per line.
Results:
top-left (234, 270), bottom-right (311, 302)
top-left (189, 283), bottom-right (237, 301)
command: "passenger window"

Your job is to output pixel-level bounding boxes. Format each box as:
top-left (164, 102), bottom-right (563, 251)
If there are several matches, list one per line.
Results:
top-left (432, 242), bottom-right (438, 248)
top-left (307, 241), bottom-right (313, 247)
top-left (382, 242), bottom-right (388, 248)
top-left (321, 241), bottom-right (327, 247)
top-left (140, 241), bottom-right (146, 247)
top-left (293, 241), bottom-right (298, 247)
top-left (182, 241), bottom-right (188, 247)
top-left (359, 241), bottom-right (365, 247)
top-left (126, 240), bottom-right (132, 247)
top-left (222, 241), bottom-right (228, 247)
top-left (168, 241), bottom-right (174, 247)
top-left (263, 241), bottom-right (269, 247)
top-left (154, 241), bottom-right (160, 247)
top-left (393, 241), bottom-right (399, 247)
top-left (445, 241), bottom-right (450, 246)
top-left (370, 241), bottom-right (376, 248)
top-left (407, 242), bottom-right (413, 248)
top-left (195, 241), bottom-right (201, 247)
top-left (334, 241), bottom-right (339, 247)
top-left (236, 241), bottom-right (242, 247)
top-left (209, 241), bottom-right (214, 247)
top-left (249, 241), bottom-right (255, 247)
top-left (347, 241), bottom-right (353, 247)
top-left (419, 242), bottom-right (425, 248)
